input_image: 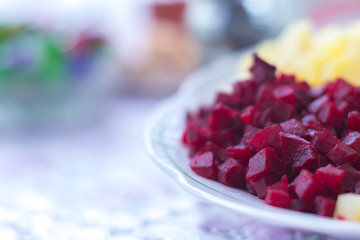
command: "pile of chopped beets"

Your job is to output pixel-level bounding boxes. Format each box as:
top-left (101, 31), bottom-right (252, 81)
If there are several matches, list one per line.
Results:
top-left (182, 54), bottom-right (360, 217)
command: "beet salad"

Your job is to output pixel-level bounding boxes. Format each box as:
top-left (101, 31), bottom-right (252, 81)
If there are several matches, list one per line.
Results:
top-left (182, 54), bottom-right (360, 218)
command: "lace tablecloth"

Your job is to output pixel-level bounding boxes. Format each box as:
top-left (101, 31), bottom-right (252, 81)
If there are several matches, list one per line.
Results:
top-left (0, 98), bottom-right (341, 240)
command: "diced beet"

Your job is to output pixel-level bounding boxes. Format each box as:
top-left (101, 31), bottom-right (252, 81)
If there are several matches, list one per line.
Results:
top-left (232, 80), bottom-right (257, 107)
top-left (197, 142), bottom-right (226, 163)
top-left (246, 148), bottom-right (280, 182)
top-left (270, 175), bottom-right (289, 192)
top-left (280, 132), bottom-right (319, 173)
top-left (336, 100), bottom-right (350, 116)
top-left (280, 119), bottom-right (308, 138)
top-left (311, 129), bottom-right (341, 156)
top-left (326, 143), bottom-right (360, 166)
top-left (301, 114), bottom-right (323, 130)
top-left (275, 74), bottom-right (296, 86)
top-left (190, 152), bottom-right (217, 179)
top-left (250, 175), bottom-right (279, 199)
top-left (293, 169), bottom-right (324, 202)
top-left (290, 199), bottom-right (314, 213)
top-left (308, 95), bottom-right (330, 114)
top-left (347, 111), bottom-right (360, 131)
top-left (241, 125), bottom-right (261, 148)
top-left (309, 87), bottom-right (324, 99)
top-left (182, 125), bottom-right (206, 149)
top-left (265, 188), bottom-right (291, 208)
top-left (322, 186), bottom-right (346, 199)
top-left (226, 144), bottom-right (252, 166)
top-left (342, 131), bottom-right (360, 153)
top-left (246, 181), bottom-right (257, 195)
top-left (215, 92), bottom-right (235, 108)
top-left (250, 54), bottom-right (276, 84)
top-left (230, 111), bottom-right (244, 141)
top-left (355, 182), bottom-right (360, 194)
top-left (337, 163), bottom-right (360, 191)
top-left (217, 158), bottom-right (246, 188)
top-left (317, 101), bottom-right (344, 130)
top-left (211, 129), bottom-right (236, 147)
top-left (325, 78), bottom-right (355, 101)
top-left (315, 196), bottom-right (336, 217)
top-left (240, 106), bottom-right (254, 124)
top-left (273, 85), bottom-right (295, 105)
top-left (208, 104), bottom-right (233, 131)
top-left (324, 125), bottom-right (337, 136)
top-left (253, 92), bottom-right (295, 127)
top-left (183, 55), bottom-right (360, 217)
top-left (250, 124), bottom-right (284, 153)
top-left (294, 85), bottom-right (311, 110)
top-left (314, 164), bottom-right (344, 189)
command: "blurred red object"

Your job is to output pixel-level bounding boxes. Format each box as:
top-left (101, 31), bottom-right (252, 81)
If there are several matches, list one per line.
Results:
top-left (153, 1), bottom-right (186, 24)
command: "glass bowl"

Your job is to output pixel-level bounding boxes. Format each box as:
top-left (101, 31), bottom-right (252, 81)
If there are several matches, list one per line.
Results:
top-left (144, 51), bottom-right (360, 239)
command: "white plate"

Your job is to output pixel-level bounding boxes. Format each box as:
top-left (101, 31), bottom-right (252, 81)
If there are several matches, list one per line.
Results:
top-left (144, 51), bottom-right (360, 239)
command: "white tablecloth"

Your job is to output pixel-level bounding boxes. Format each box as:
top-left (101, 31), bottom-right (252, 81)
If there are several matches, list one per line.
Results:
top-left (0, 98), bottom-right (340, 240)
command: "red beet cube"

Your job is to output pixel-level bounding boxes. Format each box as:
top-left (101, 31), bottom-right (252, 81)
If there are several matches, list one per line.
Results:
top-left (325, 78), bottom-right (355, 101)
top-left (275, 73), bottom-right (296, 85)
top-left (309, 86), bottom-right (324, 99)
top-left (315, 196), bottom-right (336, 217)
top-left (211, 129), bottom-right (236, 147)
top-left (280, 119), bottom-right (308, 138)
top-left (342, 131), bottom-right (360, 153)
top-left (250, 175), bottom-right (279, 199)
top-left (311, 129), bottom-right (340, 156)
top-left (253, 88), bottom-right (295, 127)
top-left (197, 142), bottom-right (227, 163)
top-left (290, 199), bottom-right (315, 213)
top-left (250, 54), bottom-right (276, 84)
top-left (308, 95), bottom-right (330, 114)
top-left (314, 164), bottom-right (345, 189)
top-left (326, 143), bottom-right (360, 166)
top-left (190, 152), bottom-right (216, 179)
top-left (208, 104), bottom-right (233, 131)
top-left (232, 80), bottom-right (257, 107)
top-left (241, 125), bottom-right (261, 148)
top-left (182, 125), bottom-right (206, 149)
top-left (294, 85), bottom-right (311, 110)
top-left (347, 111), bottom-right (360, 131)
top-left (270, 175), bottom-right (289, 192)
top-left (293, 169), bottom-right (324, 202)
top-left (336, 100), bottom-right (350, 116)
top-left (337, 163), bottom-right (360, 191)
top-left (215, 92), bottom-right (235, 108)
top-left (265, 188), bottom-right (291, 208)
top-left (226, 144), bottom-right (252, 166)
top-left (246, 148), bottom-right (280, 182)
top-left (280, 132), bottom-right (319, 173)
top-left (301, 114), bottom-right (323, 130)
top-left (250, 124), bottom-right (284, 153)
top-left (217, 158), bottom-right (246, 188)
top-left (317, 101), bottom-right (344, 130)
top-left (355, 182), bottom-right (360, 194)
top-left (273, 85), bottom-right (295, 105)
top-left (240, 105), bottom-right (254, 124)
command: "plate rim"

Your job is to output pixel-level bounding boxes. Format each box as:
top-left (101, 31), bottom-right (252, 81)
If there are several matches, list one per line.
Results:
top-left (144, 51), bottom-right (360, 239)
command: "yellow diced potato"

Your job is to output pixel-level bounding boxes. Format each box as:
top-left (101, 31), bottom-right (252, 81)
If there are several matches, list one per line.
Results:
top-left (334, 193), bottom-right (360, 222)
top-left (237, 19), bottom-right (360, 87)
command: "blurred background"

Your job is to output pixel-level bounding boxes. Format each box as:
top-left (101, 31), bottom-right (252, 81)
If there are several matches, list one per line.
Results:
top-left (0, 0), bottom-right (304, 131)
top-left (0, 0), bottom-right (359, 239)
top-left (0, 0), bottom-right (358, 130)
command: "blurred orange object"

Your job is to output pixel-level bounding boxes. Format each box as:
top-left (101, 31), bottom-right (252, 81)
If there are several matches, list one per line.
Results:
top-left (123, 1), bottom-right (201, 96)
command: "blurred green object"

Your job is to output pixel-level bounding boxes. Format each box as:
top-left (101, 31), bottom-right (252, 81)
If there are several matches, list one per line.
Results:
top-left (0, 25), bottom-right (117, 131)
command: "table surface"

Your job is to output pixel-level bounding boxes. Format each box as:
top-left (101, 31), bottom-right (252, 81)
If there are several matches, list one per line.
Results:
top-left (0, 98), bottom-right (342, 240)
